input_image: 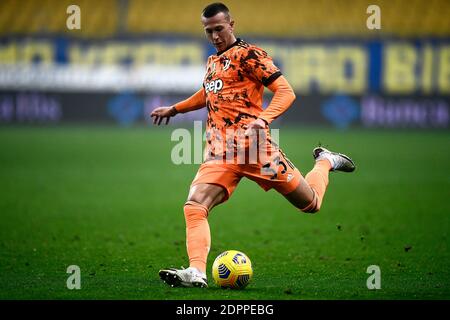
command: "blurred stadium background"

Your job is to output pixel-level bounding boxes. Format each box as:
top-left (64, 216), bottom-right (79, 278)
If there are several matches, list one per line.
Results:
top-left (0, 0), bottom-right (449, 128)
top-left (0, 0), bottom-right (449, 300)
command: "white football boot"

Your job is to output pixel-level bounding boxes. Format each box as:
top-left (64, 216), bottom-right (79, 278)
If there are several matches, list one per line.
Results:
top-left (313, 147), bottom-right (356, 172)
top-left (159, 267), bottom-right (208, 288)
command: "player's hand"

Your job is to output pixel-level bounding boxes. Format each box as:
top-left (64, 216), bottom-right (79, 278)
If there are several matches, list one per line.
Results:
top-left (150, 106), bottom-right (178, 125)
top-left (244, 118), bottom-right (267, 136)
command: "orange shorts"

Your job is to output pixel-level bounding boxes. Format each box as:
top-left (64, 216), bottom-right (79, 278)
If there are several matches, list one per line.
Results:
top-left (190, 149), bottom-right (302, 203)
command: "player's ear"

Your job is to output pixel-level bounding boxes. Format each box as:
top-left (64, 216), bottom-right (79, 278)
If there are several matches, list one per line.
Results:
top-left (229, 19), bottom-right (234, 31)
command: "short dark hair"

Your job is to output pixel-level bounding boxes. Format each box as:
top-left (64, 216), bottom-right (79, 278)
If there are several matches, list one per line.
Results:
top-left (202, 2), bottom-right (230, 19)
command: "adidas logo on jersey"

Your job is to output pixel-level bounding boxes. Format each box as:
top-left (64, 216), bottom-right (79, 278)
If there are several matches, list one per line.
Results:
top-left (205, 79), bottom-right (223, 94)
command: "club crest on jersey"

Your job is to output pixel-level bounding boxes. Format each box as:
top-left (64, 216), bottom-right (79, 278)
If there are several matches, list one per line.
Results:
top-left (221, 57), bottom-right (231, 71)
top-left (205, 79), bottom-right (223, 94)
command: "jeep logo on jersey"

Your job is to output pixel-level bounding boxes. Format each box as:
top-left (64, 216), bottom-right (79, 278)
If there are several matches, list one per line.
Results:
top-left (205, 79), bottom-right (223, 94)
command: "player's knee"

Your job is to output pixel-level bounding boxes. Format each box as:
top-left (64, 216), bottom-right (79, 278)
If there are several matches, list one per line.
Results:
top-left (302, 203), bottom-right (320, 214)
top-left (299, 204), bottom-right (320, 214)
top-left (187, 184), bottom-right (226, 210)
top-left (299, 192), bottom-right (321, 214)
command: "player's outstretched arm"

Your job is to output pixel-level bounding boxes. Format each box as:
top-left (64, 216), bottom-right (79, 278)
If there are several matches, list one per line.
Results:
top-left (150, 88), bottom-right (206, 126)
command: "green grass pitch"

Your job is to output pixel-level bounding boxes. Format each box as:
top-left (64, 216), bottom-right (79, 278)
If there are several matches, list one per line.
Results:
top-left (0, 126), bottom-right (448, 300)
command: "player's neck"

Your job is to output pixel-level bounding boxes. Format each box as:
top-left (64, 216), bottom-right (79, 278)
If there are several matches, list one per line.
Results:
top-left (216, 37), bottom-right (239, 56)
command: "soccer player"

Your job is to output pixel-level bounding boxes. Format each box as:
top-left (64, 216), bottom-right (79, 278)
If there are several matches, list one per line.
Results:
top-left (151, 3), bottom-right (355, 288)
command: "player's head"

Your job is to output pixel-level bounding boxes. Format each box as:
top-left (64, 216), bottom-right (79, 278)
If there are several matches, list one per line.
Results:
top-left (201, 3), bottom-right (236, 52)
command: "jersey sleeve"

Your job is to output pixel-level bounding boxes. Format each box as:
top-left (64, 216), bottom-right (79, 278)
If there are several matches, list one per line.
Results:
top-left (173, 88), bottom-right (206, 113)
top-left (240, 47), bottom-right (282, 87)
top-left (258, 76), bottom-right (296, 124)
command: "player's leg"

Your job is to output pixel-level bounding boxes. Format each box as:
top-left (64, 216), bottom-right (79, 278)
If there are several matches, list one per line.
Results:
top-left (187, 183), bottom-right (227, 211)
top-left (284, 147), bottom-right (355, 213)
top-left (159, 183), bottom-right (226, 288)
top-left (184, 183), bottom-right (226, 274)
top-left (159, 163), bottom-right (241, 288)
top-left (283, 174), bottom-right (317, 211)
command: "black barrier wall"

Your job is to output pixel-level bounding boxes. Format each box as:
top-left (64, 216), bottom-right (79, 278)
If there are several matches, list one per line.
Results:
top-left (0, 91), bottom-right (448, 129)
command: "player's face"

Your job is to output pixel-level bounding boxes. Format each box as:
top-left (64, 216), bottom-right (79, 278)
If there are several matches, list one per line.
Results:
top-left (202, 12), bottom-right (236, 52)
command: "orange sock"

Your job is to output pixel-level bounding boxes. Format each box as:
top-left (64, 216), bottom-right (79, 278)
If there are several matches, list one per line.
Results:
top-left (303, 160), bottom-right (331, 212)
top-left (184, 201), bottom-right (210, 274)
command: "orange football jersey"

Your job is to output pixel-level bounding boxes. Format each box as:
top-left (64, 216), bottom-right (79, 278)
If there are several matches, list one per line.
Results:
top-left (203, 39), bottom-right (282, 162)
